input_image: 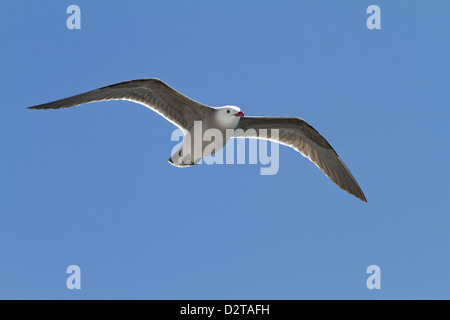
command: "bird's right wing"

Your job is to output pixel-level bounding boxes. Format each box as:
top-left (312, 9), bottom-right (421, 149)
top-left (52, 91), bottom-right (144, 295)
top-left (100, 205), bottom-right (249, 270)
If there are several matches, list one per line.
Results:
top-left (28, 78), bottom-right (214, 130)
top-left (234, 117), bottom-right (367, 202)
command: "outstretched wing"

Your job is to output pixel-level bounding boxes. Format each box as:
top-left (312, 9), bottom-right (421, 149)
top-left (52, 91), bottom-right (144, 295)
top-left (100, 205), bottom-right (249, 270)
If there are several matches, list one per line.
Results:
top-left (234, 117), bottom-right (367, 202)
top-left (28, 78), bottom-right (214, 130)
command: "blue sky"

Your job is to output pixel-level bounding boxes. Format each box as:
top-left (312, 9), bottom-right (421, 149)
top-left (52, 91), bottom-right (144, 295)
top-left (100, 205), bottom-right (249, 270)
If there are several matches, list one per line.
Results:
top-left (1, 1), bottom-right (449, 299)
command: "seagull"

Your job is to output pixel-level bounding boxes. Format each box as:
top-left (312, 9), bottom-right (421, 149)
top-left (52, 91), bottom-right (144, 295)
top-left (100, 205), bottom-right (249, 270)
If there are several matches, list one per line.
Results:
top-left (28, 78), bottom-right (367, 202)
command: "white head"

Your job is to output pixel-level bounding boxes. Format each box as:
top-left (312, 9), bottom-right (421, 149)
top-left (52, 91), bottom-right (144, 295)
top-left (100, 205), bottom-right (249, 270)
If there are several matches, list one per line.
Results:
top-left (214, 105), bottom-right (244, 129)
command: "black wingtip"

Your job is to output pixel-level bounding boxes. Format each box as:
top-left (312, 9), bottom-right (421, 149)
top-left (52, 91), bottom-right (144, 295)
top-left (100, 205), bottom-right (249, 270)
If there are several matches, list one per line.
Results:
top-left (27, 105), bottom-right (50, 110)
top-left (27, 104), bottom-right (64, 110)
top-left (356, 192), bottom-right (367, 203)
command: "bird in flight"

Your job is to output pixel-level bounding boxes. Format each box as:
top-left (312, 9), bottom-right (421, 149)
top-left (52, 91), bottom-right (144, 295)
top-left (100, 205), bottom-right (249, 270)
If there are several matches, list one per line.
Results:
top-left (29, 78), bottom-right (367, 202)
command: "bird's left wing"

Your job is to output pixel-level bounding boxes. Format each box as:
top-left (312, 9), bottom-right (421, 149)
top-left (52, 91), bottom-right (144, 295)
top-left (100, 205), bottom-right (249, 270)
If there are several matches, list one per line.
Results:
top-left (28, 78), bottom-right (214, 130)
top-left (234, 117), bottom-right (367, 202)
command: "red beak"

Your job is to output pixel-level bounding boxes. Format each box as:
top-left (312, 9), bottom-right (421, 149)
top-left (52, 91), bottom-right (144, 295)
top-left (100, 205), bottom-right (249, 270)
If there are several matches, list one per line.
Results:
top-left (234, 111), bottom-right (244, 118)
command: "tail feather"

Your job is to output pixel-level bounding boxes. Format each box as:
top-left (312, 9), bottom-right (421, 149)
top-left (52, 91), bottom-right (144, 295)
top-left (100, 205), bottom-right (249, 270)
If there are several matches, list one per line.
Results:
top-left (168, 146), bottom-right (199, 167)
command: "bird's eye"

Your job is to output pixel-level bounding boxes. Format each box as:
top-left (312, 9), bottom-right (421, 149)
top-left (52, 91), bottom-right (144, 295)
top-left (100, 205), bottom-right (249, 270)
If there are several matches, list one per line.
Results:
top-left (227, 110), bottom-right (230, 113)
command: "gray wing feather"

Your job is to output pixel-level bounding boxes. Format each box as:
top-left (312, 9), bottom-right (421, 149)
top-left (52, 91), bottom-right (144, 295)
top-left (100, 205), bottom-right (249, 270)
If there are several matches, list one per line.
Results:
top-left (28, 78), bottom-right (214, 130)
top-left (235, 117), bottom-right (367, 202)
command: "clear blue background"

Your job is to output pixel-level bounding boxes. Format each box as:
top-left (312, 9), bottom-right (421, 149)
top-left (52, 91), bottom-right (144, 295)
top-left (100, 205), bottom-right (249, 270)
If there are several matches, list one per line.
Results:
top-left (1, 0), bottom-right (449, 299)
